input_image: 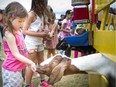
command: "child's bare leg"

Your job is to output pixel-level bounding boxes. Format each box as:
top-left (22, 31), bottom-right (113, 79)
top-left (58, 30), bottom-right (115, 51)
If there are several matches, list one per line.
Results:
top-left (25, 51), bottom-right (38, 84)
top-left (51, 49), bottom-right (56, 56)
top-left (37, 51), bottom-right (46, 82)
top-left (47, 49), bottom-right (52, 58)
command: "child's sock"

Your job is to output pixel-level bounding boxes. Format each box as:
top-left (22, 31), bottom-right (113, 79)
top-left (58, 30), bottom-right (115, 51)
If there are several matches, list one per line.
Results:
top-left (25, 84), bottom-right (34, 87)
top-left (25, 84), bottom-right (30, 87)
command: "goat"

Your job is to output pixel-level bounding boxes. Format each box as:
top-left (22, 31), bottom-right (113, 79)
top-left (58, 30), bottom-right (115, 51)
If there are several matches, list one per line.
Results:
top-left (36, 53), bottom-right (116, 87)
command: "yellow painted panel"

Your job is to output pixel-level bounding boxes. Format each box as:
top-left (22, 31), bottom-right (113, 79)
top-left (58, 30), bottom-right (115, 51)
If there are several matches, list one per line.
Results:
top-left (94, 0), bottom-right (115, 14)
top-left (89, 74), bottom-right (108, 87)
top-left (93, 30), bottom-right (116, 62)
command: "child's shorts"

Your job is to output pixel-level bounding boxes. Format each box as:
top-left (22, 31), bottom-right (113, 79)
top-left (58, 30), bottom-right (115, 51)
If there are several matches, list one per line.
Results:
top-left (2, 67), bottom-right (23, 87)
top-left (25, 42), bottom-right (44, 53)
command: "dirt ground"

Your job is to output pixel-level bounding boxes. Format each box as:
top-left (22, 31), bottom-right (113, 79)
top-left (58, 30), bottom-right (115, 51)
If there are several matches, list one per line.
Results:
top-left (53, 74), bottom-right (88, 87)
top-left (0, 61), bottom-right (3, 86)
top-left (31, 74), bottom-right (89, 87)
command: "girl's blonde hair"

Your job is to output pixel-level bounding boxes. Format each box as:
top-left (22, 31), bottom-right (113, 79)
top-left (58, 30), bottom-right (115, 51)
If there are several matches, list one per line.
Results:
top-left (46, 5), bottom-right (56, 24)
top-left (3, 2), bottom-right (28, 36)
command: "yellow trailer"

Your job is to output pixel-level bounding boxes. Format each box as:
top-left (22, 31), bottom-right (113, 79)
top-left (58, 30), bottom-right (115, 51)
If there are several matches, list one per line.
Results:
top-left (92, 0), bottom-right (116, 62)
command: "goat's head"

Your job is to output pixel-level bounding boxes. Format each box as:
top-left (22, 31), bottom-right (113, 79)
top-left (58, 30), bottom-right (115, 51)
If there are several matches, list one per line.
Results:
top-left (36, 55), bottom-right (63, 76)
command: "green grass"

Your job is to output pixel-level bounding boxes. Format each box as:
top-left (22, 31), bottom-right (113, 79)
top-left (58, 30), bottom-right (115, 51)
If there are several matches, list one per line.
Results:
top-left (0, 43), bottom-right (4, 86)
top-left (0, 43), bottom-right (6, 58)
top-left (0, 61), bottom-right (3, 86)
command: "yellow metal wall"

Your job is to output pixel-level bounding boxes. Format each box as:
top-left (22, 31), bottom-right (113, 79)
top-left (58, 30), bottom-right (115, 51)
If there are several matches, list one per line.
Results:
top-left (93, 0), bottom-right (116, 62)
top-left (93, 30), bottom-right (116, 62)
top-left (94, 0), bottom-right (115, 14)
top-left (89, 74), bottom-right (108, 87)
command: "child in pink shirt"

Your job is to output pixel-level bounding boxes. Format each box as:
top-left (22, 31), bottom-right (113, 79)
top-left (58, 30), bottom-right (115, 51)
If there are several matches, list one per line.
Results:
top-left (2, 2), bottom-right (36, 87)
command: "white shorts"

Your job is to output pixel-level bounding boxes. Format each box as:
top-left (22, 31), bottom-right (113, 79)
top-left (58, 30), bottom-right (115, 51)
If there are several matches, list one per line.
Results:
top-left (25, 42), bottom-right (44, 53)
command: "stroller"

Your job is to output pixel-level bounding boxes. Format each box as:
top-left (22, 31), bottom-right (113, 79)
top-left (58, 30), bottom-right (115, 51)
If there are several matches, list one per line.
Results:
top-left (56, 31), bottom-right (96, 57)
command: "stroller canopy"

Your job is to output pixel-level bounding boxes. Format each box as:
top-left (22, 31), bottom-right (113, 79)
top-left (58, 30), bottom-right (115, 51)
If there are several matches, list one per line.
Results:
top-left (64, 31), bottom-right (89, 46)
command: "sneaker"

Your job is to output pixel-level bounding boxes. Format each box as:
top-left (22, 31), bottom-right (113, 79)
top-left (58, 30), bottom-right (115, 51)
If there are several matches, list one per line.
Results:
top-left (40, 80), bottom-right (53, 87)
top-left (46, 85), bottom-right (53, 87)
top-left (25, 84), bottom-right (34, 87)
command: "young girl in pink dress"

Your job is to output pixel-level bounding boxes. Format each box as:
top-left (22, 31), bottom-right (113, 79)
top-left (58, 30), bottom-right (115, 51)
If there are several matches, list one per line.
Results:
top-left (45, 11), bottom-right (58, 58)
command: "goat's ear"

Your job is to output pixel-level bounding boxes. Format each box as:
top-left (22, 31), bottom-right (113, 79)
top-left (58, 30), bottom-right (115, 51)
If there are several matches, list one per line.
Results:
top-left (36, 66), bottom-right (46, 74)
top-left (36, 69), bottom-right (46, 74)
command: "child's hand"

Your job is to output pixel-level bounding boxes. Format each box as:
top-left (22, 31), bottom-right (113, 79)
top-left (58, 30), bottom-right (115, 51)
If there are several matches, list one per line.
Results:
top-left (30, 62), bottom-right (36, 72)
top-left (49, 30), bottom-right (54, 37)
top-left (69, 29), bottom-right (73, 33)
top-left (43, 35), bottom-right (52, 41)
top-left (44, 29), bottom-right (50, 34)
top-left (49, 32), bottom-right (53, 37)
top-left (38, 32), bottom-right (49, 37)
